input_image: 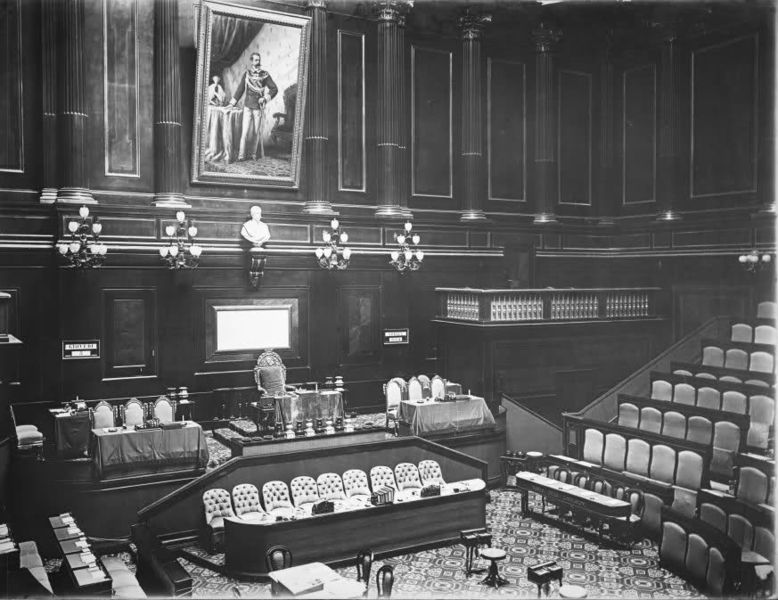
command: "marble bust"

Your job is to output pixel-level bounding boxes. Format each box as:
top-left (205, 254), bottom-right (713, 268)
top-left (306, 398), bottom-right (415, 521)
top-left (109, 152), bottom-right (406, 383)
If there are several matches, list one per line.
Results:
top-left (241, 205), bottom-right (271, 246)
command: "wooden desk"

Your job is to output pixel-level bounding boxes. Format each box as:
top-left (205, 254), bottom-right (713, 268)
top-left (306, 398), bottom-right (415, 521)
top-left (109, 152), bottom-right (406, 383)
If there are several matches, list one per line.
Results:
top-left (269, 562), bottom-right (365, 598)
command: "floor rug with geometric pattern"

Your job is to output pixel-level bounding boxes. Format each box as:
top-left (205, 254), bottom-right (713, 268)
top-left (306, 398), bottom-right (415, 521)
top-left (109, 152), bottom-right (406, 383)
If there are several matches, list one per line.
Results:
top-left (176, 489), bottom-right (705, 599)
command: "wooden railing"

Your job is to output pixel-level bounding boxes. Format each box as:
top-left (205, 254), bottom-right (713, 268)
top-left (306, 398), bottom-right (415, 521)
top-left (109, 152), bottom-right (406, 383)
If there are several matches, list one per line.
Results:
top-left (435, 287), bottom-right (663, 323)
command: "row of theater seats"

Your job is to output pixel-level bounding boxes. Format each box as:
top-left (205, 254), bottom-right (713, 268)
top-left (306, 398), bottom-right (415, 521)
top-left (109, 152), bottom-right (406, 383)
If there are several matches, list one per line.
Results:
top-left (699, 500), bottom-right (774, 561)
top-left (650, 378), bottom-right (773, 450)
top-left (701, 342), bottom-right (774, 374)
top-left (582, 429), bottom-right (704, 490)
top-left (202, 460), bottom-right (476, 551)
top-left (730, 322), bottom-right (777, 344)
top-left (671, 361), bottom-right (773, 388)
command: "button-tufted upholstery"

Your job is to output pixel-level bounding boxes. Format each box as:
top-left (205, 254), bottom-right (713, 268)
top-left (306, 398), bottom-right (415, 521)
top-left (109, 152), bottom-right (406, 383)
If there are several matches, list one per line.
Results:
top-left (317, 472), bottom-right (346, 501)
top-left (290, 476), bottom-right (320, 510)
top-left (394, 462), bottom-right (422, 491)
top-left (418, 460), bottom-right (445, 485)
top-left (370, 466), bottom-right (397, 491)
top-left (232, 484), bottom-right (266, 521)
top-left (203, 488), bottom-right (235, 530)
top-left (343, 469), bottom-right (371, 500)
top-left (263, 480), bottom-right (295, 517)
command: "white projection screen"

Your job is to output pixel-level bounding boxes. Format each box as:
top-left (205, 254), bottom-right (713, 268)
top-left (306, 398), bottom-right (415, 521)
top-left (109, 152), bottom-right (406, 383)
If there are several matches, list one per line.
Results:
top-left (215, 306), bottom-right (291, 352)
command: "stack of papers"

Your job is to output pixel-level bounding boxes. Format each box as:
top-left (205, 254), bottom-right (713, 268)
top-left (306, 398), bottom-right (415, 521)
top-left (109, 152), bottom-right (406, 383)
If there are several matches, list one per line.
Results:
top-left (0, 524), bottom-right (8, 537)
top-left (0, 538), bottom-right (16, 554)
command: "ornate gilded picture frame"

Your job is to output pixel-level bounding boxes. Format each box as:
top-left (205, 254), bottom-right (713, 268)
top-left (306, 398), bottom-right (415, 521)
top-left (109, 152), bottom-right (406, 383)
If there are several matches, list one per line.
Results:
top-left (192, 1), bottom-right (310, 188)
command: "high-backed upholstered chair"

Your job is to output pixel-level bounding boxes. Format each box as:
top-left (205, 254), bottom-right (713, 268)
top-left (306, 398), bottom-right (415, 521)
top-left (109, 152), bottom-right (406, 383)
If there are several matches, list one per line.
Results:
top-left (699, 502), bottom-right (727, 532)
top-left (91, 401), bottom-right (115, 429)
top-left (747, 394), bottom-right (774, 450)
top-left (659, 521), bottom-right (688, 572)
top-left (662, 411), bottom-right (687, 439)
top-left (687, 416), bottom-right (713, 445)
top-left (722, 391), bottom-right (747, 414)
top-left (356, 549), bottom-right (375, 587)
top-left (418, 460), bottom-right (445, 485)
top-left (262, 481), bottom-right (295, 518)
top-left (641, 493), bottom-right (664, 537)
top-left (750, 351), bottom-right (774, 373)
top-left (384, 378), bottom-right (406, 431)
top-left (582, 429), bottom-right (604, 464)
top-left (754, 324), bottom-right (776, 345)
top-left (727, 513), bottom-right (754, 549)
top-left (675, 451), bottom-right (703, 490)
top-left (394, 463), bottom-right (422, 492)
top-left (725, 348), bottom-right (749, 370)
top-left (370, 466), bottom-right (397, 491)
top-left (673, 383), bottom-right (696, 406)
top-left (202, 488), bottom-right (235, 552)
top-left (290, 476), bottom-right (320, 511)
top-left (702, 345), bottom-right (725, 367)
top-left (649, 445), bottom-right (676, 484)
top-left (232, 484), bottom-right (266, 521)
top-left (684, 533), bottom-right (710, 583)
top-left (407, 377), bottom-right (423, 401)
top-left (737, 466), bottom-right (770, 505)
top-left (651, 380), bottom-right (672, 402)
top-left (753, 526), bottom-right (775, 562)
top-left (153, 396), bottom-right (175, 424)
top-left (719, 374), bottom-right (743, 384)
top-left (343, 469), bottom-right (371, 501)
top-left (757, 301), bottom-right (777, 320)
top-left (639, 407), bottom-right (662, 434)
top-left (706, 547), bottom-right (726, 597)
top-left (696, 387), bottom-right (720, 411)
top-left (430, 375), bottom-right (446, 400)
top-left (266, 545), bottom-right (293, 594)
top-left (603, 433), bottom-right (626, 471)
top-left (731, 323), bottom-right (754, 343)
top-left (611, 488), bottom-right (644, 542)
top-left (417, 375), bottom-right (432, 399)
top-left (317, 472), bottom-right (346, 501)
top-left (376, 564), bottom-right (394, 598)
top-left (123, 398), bottom-right (145, 427)
top-left (618, 403), bottom-right (639, 428)
top-left (254, 350), bottom-right (297, 397)
top-left (625, 438), bottom-right (651, 477)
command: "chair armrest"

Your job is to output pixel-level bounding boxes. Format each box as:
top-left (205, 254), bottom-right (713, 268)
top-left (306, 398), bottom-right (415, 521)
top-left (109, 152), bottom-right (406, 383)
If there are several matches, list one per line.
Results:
top-left (284, 384), bottom-right (297, 392)
top-left (257, 386), bottom-right (268, 396)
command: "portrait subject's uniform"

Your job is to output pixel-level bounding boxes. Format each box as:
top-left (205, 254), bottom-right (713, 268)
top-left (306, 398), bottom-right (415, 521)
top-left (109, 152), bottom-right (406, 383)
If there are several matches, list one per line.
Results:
top-left (233, 67), bottom-right (278, 160)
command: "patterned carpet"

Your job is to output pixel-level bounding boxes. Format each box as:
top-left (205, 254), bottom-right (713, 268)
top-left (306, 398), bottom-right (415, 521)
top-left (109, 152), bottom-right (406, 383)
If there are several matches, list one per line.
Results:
top-left (176, 490), bottom-right (704, 599)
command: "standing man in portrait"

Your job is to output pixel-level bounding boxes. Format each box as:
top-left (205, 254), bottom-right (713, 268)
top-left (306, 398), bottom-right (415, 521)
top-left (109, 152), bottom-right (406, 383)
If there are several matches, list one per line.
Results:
top-left (229, 52), bottom-right (278, 162)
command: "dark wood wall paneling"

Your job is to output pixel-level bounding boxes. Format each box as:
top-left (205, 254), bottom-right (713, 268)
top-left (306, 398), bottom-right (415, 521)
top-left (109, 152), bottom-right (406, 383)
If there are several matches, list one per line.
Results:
top-left (621, 63), bottom-right (657, 207)
top-left (557, 69), bottom-right (593, 209)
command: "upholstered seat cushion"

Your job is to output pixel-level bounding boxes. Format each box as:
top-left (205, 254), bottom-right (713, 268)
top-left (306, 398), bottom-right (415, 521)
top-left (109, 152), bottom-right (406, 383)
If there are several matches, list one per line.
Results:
top-left (16, 429), bottom-right (43, 445)
top-left (209, 516), bottom-right (225, 530)
top-left (259, 366), bottom-right (285, 395)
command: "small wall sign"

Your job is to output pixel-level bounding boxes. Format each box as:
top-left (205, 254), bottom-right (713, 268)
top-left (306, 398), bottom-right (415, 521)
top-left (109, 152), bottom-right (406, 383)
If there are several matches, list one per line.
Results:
top-left (383, 329), bottom-right (409, 345)
top-left (62, 340), bottom-right (100, 360)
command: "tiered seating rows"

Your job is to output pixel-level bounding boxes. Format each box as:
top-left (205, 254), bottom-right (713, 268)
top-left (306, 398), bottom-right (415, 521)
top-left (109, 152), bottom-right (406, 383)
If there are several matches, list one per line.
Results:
top-left (730, 322), bottom-right (777, 344)
top-left (701, 339), bottom-right (775, 373)
top-left (671, 361), bottom-right (774, 387)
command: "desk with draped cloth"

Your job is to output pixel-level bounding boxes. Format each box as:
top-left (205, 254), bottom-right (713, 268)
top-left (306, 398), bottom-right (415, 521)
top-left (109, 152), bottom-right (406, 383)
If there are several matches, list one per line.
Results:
top-left (90, 422), bottom-right (209, 479)
top-left (274, 391), bottom-right (344, 427)
top-left (399, 396), bottom-right (495, 436)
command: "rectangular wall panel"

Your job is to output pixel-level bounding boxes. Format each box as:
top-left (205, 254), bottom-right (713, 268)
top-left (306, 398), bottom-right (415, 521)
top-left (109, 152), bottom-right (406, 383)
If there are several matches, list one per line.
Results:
top-left (691, 35), bottom-right (758, 198)
top-left (338, 30), bottom-right (365, 192)
top-left (103, 0), bottom-right (139, 177)
top-left (0, 0), bottom-right (23, 173)
top-left (488, 59), bottom-right (525, 201)
top-left (622, 64), bottom-right (656, 204)
top-left (558, 70), bottom-right (592, 205)
top-left (412, 46), bottom-right (452, 198)
top-left (104, 289), bottom-right (156, 378)
top-left (339, 287), bottom-right (380, 365)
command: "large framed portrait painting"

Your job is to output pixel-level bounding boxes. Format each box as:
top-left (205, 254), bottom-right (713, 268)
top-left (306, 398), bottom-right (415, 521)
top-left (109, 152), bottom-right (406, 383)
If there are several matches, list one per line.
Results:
top-left (192, 1), bottom-right (310, 188)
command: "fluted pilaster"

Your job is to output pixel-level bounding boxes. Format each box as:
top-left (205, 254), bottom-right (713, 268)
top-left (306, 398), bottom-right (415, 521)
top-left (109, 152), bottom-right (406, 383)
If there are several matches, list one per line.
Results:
top-left (41, 0), bottom-right (58, 204)
top-left (57, 0), bottom-right (94, 204)
top-left (303, 0), bottom-right (335, 215)
top-left (532, 22), bottom-right (560, 224)
top-left (459, 10), bottom-right (491, 222)
top-left (375, 0), bottom-right (412, 219)
top-left (596, 32), bottom-right (615, 226)
top-left (152, 0), bottom-right (188, 207)
top-left (656, 26), bottom-right (682, 221)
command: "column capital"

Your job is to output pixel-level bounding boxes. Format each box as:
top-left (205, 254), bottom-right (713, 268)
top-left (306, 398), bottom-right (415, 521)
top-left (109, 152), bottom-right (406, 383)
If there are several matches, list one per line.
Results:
top-left (532, 22), bottom-right (561, 53)
top-left (306, 0), bottom-right (326, 10)
top-left (374, 0), bottom-right (413, 23)
top-left (459, 9), bottom-right (491, 41)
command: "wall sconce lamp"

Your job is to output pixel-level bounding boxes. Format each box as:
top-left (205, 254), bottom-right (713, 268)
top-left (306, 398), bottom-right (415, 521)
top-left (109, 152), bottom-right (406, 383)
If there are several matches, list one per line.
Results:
top-left (389, 221), bottom-right (424, 273)
top-left (159, 211), bottom-right (203, 269)
top-left (315, 218), bottom-right (352, 270)
top-left (739, 249), bottom-right (772, 273)
top-left (57, 206), bottom-right (108, 268)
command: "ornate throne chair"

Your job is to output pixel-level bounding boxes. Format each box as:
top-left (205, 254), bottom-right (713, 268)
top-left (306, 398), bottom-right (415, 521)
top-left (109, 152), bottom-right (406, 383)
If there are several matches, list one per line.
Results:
top-left (253, 349), bottom-right (298, 433)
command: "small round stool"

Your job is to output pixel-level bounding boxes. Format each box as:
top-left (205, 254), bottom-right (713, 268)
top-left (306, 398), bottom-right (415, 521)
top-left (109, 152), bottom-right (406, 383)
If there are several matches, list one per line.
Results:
top-left (479, 548), bottom-right (508, 588)
top-left (559, 584), bottom-right (588, 598)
